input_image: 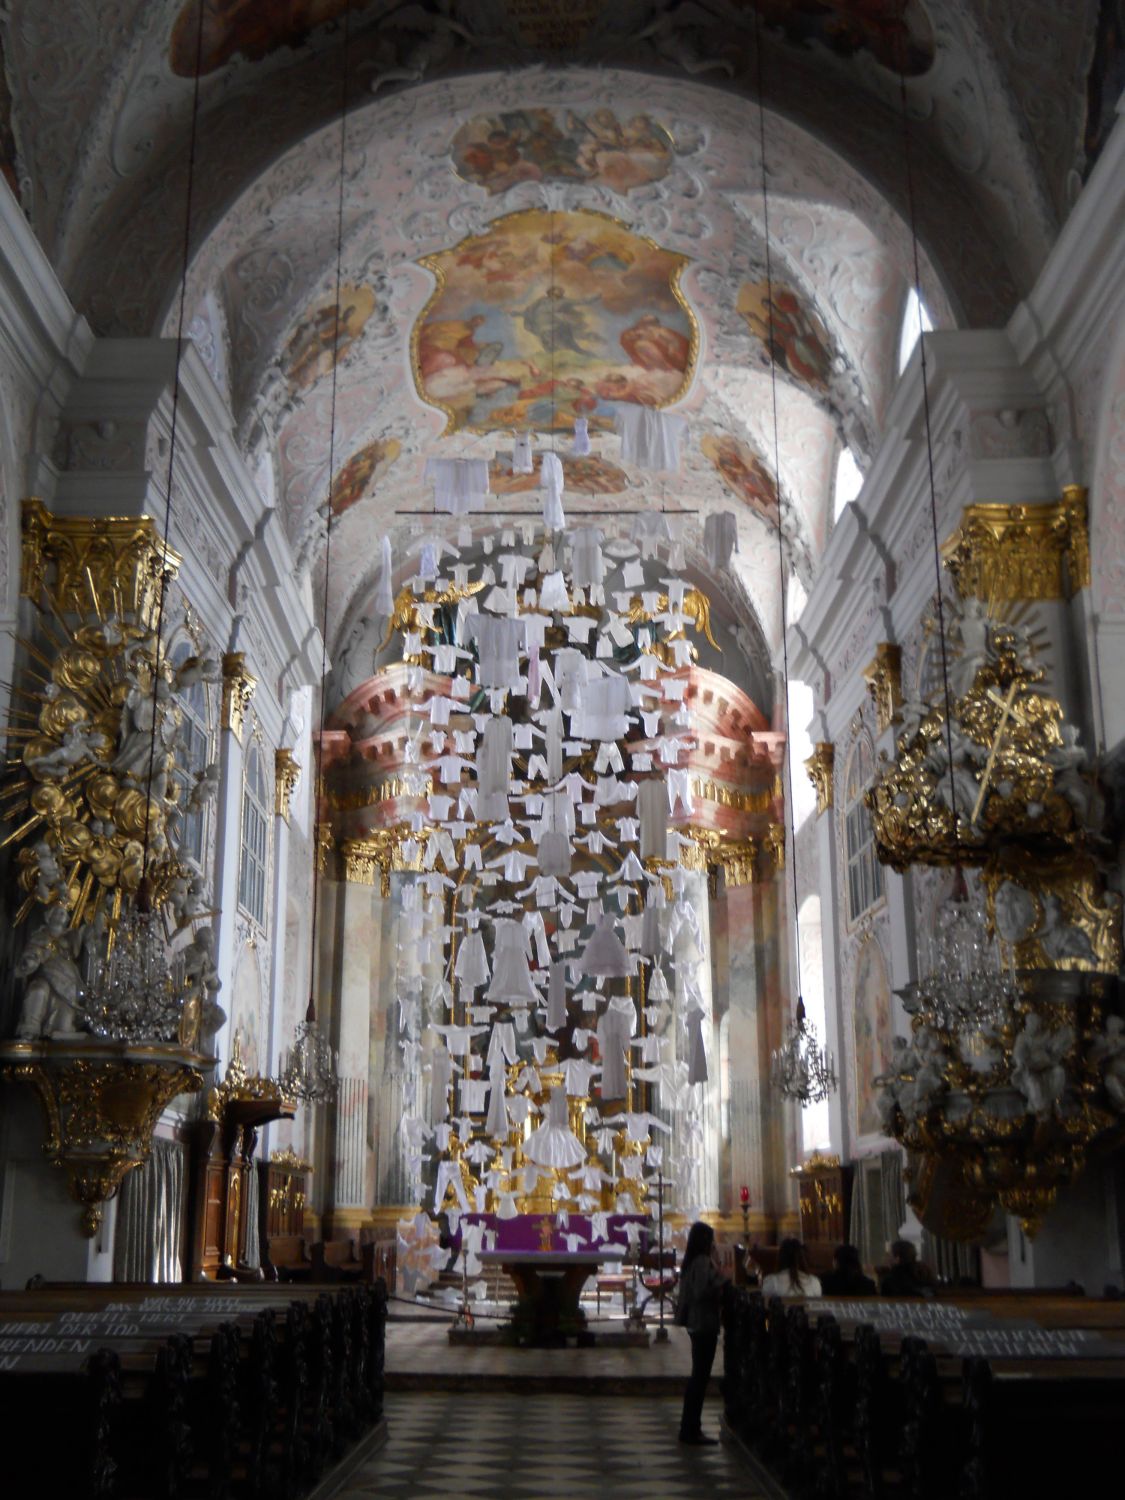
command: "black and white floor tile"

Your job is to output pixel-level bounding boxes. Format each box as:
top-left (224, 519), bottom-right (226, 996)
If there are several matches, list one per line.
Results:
top-left (339, 1392), bottom-right (773, 1499)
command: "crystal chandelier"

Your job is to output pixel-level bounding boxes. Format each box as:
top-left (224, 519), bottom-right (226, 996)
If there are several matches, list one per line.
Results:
top-left (912, 866), bottom-right (1020, 1032)
top-left (771, 997), bottom-right (838, 1105)
top-left (82, 886), bottom-right (186, 1043)
top-left (281, 997), bottom-right (338, 1104)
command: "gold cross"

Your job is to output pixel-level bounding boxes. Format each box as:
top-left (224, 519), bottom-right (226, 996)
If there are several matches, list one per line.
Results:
top-left (970, 682), bottom-right (1032, 824)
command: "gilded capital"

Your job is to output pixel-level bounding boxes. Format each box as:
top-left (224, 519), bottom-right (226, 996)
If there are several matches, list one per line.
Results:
top-left (862, 643), bottom-right (902, 735)
top-left (942, 495), bottom-right (1090, 602)
top-left (340, 828), bottom-right (426, 896)
top-left (274, 748), bottom-right (301, 821)
top-left (21, 499), bottom-right (180, 625)
top-left (804, 742), bottom-right (835, 815)
top-left (221, 652), bottom-right (257, 740)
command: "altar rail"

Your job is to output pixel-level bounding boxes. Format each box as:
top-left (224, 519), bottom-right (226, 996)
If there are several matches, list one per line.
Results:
top-left (0, 1281), bottom-right (387, 1499)
top-left (722, 1288), bottom-right (1125, 1498)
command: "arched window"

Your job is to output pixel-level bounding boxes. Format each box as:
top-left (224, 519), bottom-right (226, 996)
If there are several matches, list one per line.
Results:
top-left (843, 737), bottom-right (884, 925)
top-left (833, 446), bottom-right (864, 521)
top-left (897, 286), bottom-right (933, 375)
top-left (171, 639), bottom-right (211, 869)
top-left (239, 740), bottom-right (270, 927)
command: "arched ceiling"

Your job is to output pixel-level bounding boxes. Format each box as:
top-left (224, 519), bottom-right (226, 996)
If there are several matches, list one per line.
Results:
top-left (0, 0), bottom-right (1106, 664)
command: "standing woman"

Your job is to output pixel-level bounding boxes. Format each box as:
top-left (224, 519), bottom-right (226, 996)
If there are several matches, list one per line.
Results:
top-left (675, 1220), bottom-right (726, 1445)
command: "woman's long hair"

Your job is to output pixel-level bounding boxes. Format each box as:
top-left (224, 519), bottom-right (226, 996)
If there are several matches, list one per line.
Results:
top-left (777, 1236), bottom-right (810, 1292)
top-left (682, 1220), bottom-right (715, 1275)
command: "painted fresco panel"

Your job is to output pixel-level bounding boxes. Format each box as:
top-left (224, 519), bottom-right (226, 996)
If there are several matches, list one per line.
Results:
top-left (851, 934), bottom-right (894, 1140)
top-left (744, 1), bottom-right (934, 75)
top-left (171, 0), bottom-right (377, 77)
top-left (284, 285), bottom-right (376, 391)
top-left (737, 280), bottom-right (833, 391)
top-left (412, 208), bottom-right (697, 434)
top-left (488, 451), bottom-right (627, 495)
top-left (331, 438), bottom-right (402, 515)
top-left (700, 432), bottom-right (779, 520)
top-left (452, 108), bottom-right (673, 195)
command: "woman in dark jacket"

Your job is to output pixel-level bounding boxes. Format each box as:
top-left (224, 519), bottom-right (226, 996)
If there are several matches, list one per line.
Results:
top-left (675, 1220), bottom-right (726, 1445)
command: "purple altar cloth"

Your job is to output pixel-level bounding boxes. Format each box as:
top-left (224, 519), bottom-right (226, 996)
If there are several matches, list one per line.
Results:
top-left (451, 1212), bottom-right (649, 1255)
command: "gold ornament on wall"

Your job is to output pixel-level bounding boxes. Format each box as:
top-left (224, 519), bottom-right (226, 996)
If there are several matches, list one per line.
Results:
top-left (862, 642), bottom-right (903, 734)
top-left (221, 652), bottom-right (257, 739)
top-left (274, 748), bottom-right (301, 821)
top-left (20, 499), bottom-right (181, 625)
top-left (940, 491), bottom-right (1090, 603)
top-left (804, 742), bottom-right (834, 815)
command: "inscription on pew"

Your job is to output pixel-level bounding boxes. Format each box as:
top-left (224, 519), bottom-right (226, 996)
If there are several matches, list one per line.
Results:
top-left (804, 1300), bottom-right (1125, 1358)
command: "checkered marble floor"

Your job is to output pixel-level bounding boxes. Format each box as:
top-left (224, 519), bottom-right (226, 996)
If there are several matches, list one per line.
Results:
top-left (338, 1392), bottom-right (776, 1499)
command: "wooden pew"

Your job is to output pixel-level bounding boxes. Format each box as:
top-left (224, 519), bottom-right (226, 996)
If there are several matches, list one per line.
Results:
top-left (310, 1238), bottom-right (364, 1283)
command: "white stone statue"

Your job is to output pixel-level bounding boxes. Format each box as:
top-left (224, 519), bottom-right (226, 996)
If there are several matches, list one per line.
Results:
top-left (1038, 891), bottom-right (1095, 965)
top-left (173, 652), bottom-right (221, 691)
top-left (1090, 1015), bottom-right (1125, 1113)
top-left (25, 721), bottom-right (94, 780)
top-left (1011, 1012), bottom-right (1074, 1115)
top-left (1047, 723), bottom-right (1100, 828)
top-left (14, 905), bottom-right (85, 1037)
top-left (113, 671), bottom-right (177, 782)
top-left (993, 880), bottom-right (1037, 944)
top-left (182, 925), bottom-right (224, 1040)
top-left (948, 595), bottom-right (993, 697)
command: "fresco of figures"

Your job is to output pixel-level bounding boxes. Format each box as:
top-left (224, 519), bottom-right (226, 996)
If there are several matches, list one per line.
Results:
top-left (700, 432), bottom-right (779, 521)
top-left (452, 108), bottom-right (674, 195)
top-left (737, 279), bottom-right (834, 391)
top-left (488, 452), bottom-right (628, 495)
top-left (331, 437), bottom-right (402, 515)
top-left (283, 285), bottom-right (376, 391)
top-left (748, 0), bottom-right (934, 75)
top-left (170, 0), bottom-right (377, 77)
top-left (414, 208), bottom-right (696, 433)
top-left (852, 936), bottom-right (895, 1139)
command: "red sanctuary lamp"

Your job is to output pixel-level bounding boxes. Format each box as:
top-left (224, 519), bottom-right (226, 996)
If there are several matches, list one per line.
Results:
top-left (739, 1184), bottom-right (751, 1239)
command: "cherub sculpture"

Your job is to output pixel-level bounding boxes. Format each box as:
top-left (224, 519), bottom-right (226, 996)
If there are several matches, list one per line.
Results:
top-left (1011, 1012), bottom-right (1074, 1115)
top-left (14, 905), bottom-right (85, 1037)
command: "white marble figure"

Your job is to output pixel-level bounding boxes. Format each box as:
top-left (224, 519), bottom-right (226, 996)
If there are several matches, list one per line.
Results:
top-left (113, 671), bottom-right (177, 782)
top-left (174, 652), bottom-right (221, 690)
top-left (14, 905), bottom-right (85, 1037)
top-left (1011, 1013), bottom-right (1074, 1115)
top-left (182, 925), bottom-right (224, 1039)
top-left (1090, 1016), bottom-right (1125, 1112)
top-left (948, 595), bottom-right (993, 697)
top-left (26, 721), bottom-right (94, 780)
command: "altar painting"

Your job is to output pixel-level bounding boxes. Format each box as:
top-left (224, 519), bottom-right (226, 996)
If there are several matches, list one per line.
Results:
top-left (852, 936), bottom-right (894, 1139)
top-left (331, 438), bottom-right (402, 515)
top-left (489, 452), bottom-right (627, 496)
top-left (700, 432), bottom-right (779, 520)
top-left (737, 280), bottom-right (833, 391)
top-left (284, 284), bottom-right (375, 390)
top-left (230, 945), bottom-right (265, 1075)
top-left (746, 0), bottom-right (935, 76)
top-left (412, 208), bottom-right (697, 434)
top-left (452, 109), bottom-right (673, 196)
top-left (170, 0), bottom-right (377, 77)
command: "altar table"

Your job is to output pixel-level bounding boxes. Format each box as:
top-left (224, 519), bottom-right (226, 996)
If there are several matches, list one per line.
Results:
top-left (480, 1249), bottom-right (620, 1345)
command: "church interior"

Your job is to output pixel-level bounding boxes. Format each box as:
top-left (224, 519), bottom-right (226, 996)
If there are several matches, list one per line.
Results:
top-left (1, 2), bottom-right (1125, 1496)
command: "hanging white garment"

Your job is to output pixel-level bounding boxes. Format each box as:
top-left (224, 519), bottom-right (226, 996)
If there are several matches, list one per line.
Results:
top-left (579, 916), bottom-right (633, 978)
top-left (573, 675), bottom-right (633, 741)
top-left (685, 1004), bottom-right (708, 1084)
top-left (632, 510), bottom-right (672, 559)
top-left (597, 1001), bottom-right (634, 1099)
top-left (486, 918), bottom-right (539, 1005)
top-left (615, 407), bottom-right (688, 471)
top-left (430, 1044), bottom-right (453, 1120)
top-left (568, 526), bottom-right (605, 588)
top-left (559, 1056), bottom-right (600, 1096)
top-left (537, 827), bottom-right (572, 878)
top-left (571, 417), bottom-right (591, 456)
top-left (485, 1061), bottom-right (510, 1138)
top-left (487, 1022), bottom-right (518, 1066)
top-left (463, 614), bottom-right (526, 689)
top-left (453, 930), bottom-right (489, 990)
top-left (538, 569), bottom-right (569, 612)
top-left (512, 433), bottom-right (534, 474)
top-left (523, 1086), bottom-right (586, 1168)
top-left (547, 960), bottom-right (568, 1031)
top-left (541, 450), bottom-right (566, 530)
top-left (638, 776), bottom-right (670, 861)
top-left (375, 535), bottom-right (394, 615)
top-left (703, 511), bottom-right (739, 571)
top-left (425, 457), bottom-right (490, 514)
top-left (475, 715), bottom-right (513, 821)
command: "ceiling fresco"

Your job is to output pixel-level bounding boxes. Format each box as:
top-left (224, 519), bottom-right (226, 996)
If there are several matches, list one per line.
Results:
top-left (751, 0), bottom-right (935, 75)
top-left (0, 2), bottom-right (1110, 661)
top-left (700, 432), bottom-right (781, 523)
top-left (451, 108), bottom-right (674, 195)
top-left (412, 208), bottom-right (697, 434)
top-left (736, 279), bottom-right (834, 392)
top-left (170, 0), bottom-right (377, 78)
top-left (330, 437), bottom-right (401, 515)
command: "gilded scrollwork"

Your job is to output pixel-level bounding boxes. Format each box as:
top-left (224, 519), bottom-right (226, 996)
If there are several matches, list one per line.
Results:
top-left (804, 742), bottom-right (834, 815)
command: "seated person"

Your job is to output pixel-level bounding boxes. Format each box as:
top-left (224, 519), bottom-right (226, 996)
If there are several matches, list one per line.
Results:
top-left (760, 1237), bottom-right (822, 1299)
top-left (820, 1243), bottom-right (877, 1296)
top-left (879, 1238), bottom-right (935, 1298)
